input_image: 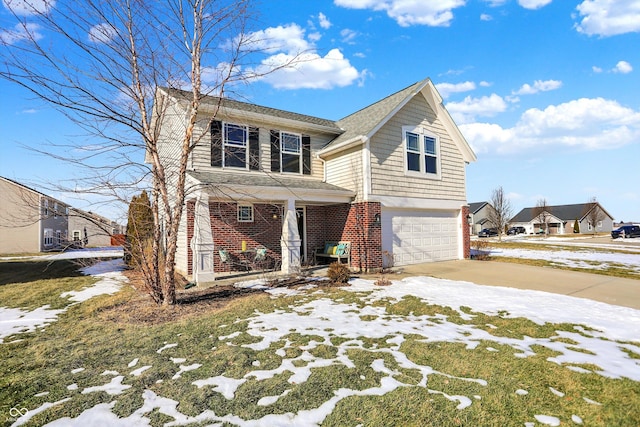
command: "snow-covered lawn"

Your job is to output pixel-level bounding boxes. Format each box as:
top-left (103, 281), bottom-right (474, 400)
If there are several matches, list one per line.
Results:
top-left (2, 247), bottom-right (639, 426)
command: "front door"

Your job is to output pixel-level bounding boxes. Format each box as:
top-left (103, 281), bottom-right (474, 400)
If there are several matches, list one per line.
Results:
top-left (296, 207), bottom-right (306, 263)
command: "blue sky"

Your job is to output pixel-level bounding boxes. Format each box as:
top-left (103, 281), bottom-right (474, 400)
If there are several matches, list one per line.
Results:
top-left (1, 0), bottom-right (639, 223)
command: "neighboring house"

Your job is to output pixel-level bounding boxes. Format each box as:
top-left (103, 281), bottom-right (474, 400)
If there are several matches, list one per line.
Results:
top-left (468, 201), bottom-right (497, 235)
top-left (68, 208), bottom-right (123, 247)
top-left (0, 176), bottom-right (70, 254)
top-left (510, 203), bottom-right (615, 235)
top-left (153, 78), bottom-right (477, 283)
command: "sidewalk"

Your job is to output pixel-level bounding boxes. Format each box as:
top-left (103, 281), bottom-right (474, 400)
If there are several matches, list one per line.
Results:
top-left (396, 259), bottom-right (640, 310)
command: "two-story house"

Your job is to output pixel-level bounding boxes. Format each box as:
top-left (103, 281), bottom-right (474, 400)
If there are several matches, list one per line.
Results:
top-left (0, 176), bottom-right (70, 254)
top-left (153, 78), bottom-right (477, 283)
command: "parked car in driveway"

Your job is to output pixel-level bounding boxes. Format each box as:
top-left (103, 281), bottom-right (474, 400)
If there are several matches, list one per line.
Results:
top-left (507, 226), bottom-right (526, 235)
top-left (611, 225), bottom-right (640, 239)
top-left (478, 228), bottom-right (499, 237)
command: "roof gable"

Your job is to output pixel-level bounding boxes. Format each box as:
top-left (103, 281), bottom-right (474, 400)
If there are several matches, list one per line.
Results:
top-left (511, 203), bottom-right (614, 223)
top-left (319, 78), bottom-right (476, 162)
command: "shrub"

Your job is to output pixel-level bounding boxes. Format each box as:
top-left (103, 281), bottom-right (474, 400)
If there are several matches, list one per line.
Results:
top-left (327, 262), bottom-right (351, 284)
top-left (374, 276), bottom-right (392, 286)
top-left (471, 239), bottom-right (491, 261)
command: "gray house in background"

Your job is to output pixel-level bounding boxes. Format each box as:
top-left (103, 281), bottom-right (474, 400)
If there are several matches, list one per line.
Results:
top-left (0, 176), bottom-right (70, 254)
top-left (510, 202), bottom-right (615, 235)
top-left (468, 201), bottom-right (497, 235)
top-left (68, 208), bottom-right (123, 247)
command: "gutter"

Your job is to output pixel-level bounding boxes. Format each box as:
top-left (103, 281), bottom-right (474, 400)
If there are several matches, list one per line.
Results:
top-left (317, 135), bottom-right (366, 159)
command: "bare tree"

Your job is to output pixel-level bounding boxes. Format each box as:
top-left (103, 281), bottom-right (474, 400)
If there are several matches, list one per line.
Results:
top-left (532, 198), bottom-right (551, 236)
top-left (584, 197), bottom-right (605, 235)
top-left (487, 186), bottom-right (512, 241)
top-left (1, 0), bottom-right (300, 305)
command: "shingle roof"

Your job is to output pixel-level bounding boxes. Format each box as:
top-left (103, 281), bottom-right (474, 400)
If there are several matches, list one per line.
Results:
top-left (468, 201), bottom-right (489, 214)
top-left (510, 203), bottom-right (612, 223)
top-left (162, 87), bottom-right (342, 131)
top-left (188, 170), bottom-right (353, 193)
top-left (325, 80), bottom-right (427, 148)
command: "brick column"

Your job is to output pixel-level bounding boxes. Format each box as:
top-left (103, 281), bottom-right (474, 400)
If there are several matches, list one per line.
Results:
top-left (462, 204), bottom-right (471, 259)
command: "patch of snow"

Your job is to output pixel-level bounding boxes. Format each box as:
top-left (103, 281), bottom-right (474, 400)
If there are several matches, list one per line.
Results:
top-left (171, 364), bottom-right (201, 380)
top-left (127, 358), bottom-right (139, 368)
top-left (81, 375), bottom-right (131, 396)
top-left (71, 368), bottom-right (84, 374)
top-left (170, 357), bottom-right (186, 364)
top-left (66, 384), bottom-right (78, 391)
top-left (130, 366), bottom-right (152, 377)
top-left (572, 414), bottom-right (583, 424)
top-left (0, 305), bottom-right (65, 343)
top-left (10, 398), bottom-right (71, 427)
top-left (34, 392), bottom-right (49, 397)
top-left (516, 389), bottom-right (528, 395)
top-left (192, 376), bottom-right (247, 400)
top-left (534, 414), bottom-right (561, 426)
top-left (583, 397), bottom-right (602, 405)
top-left (549, 387), bottom-right (565, 397)
top-left (157, 343), bottom-right (178, 353)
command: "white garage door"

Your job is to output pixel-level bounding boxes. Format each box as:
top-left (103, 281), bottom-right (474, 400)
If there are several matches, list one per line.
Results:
top-left (382, 209), bottom-right (459, 266)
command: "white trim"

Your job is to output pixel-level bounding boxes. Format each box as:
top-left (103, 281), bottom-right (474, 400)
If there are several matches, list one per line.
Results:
top-left (372, 195), bottom-right (465, 210)
top-left (402, 125), bottom-right (441, 180)
top-left (362, 136), bottom-right (371, 201)
top-left (317, 135), bottom-right (365, 158)
top-left (237, 203), bottom-right (254, 222)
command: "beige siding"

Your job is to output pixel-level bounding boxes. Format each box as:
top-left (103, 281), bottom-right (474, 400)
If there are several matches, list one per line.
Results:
top-left (369, 94), bottom-right (466, 201)
top-left (324, 146), bottom-right (363, 199)
top-left (189, 112), bottom-right (332, 181)
top-left (0, 179), bottom-right (40, 253)
top-left (174, 201), bottom-right (189, 277)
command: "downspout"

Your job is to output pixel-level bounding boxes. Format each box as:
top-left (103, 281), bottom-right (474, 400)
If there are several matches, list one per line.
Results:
top-left (317, 155), bottom-right (327, 183)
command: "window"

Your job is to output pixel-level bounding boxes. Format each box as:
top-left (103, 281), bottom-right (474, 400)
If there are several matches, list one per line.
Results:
top-left (55, 230), bottom-right (61, 244)
top-left (43, 199), bottom-right (49, 217)
top-left (270, 130), bottom-right (311, 175)
top-left (224, 123), bottom-right (248, 168)
top-left (44, 229), bottom-right (53, 247)
top-left (73, 230), bottom-right (81, 241)
top-left (281, 132), bottom-right (301, 173)
top-left (54, 202), bottom-right (58, 219)
top-left (403, 126), bottom-right (440, 178)
top-left (237, 204), bottom-right (254, 222)
top-left (211, 121), bottom-right (260, 170)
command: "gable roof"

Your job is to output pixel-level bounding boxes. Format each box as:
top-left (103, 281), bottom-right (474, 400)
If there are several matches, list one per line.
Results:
top-left (0, 176), bottom-right (68, 206)
top-left (318, 78), bottom-right (477, 163)
top-left (510, 203), bottom-right (614, 223)
top-left (159, 87), bottom-right (343, 133)
top-left (468, 201), bottom-right (490, 214)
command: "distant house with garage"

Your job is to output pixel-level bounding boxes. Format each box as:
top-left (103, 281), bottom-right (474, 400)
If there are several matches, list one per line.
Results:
top-left (468, 201), bottom-right (497, 235)
top-left (510, 202), bottom-right (615, 235)
top-left (152, 78), bottom-right (477, 283)
top-left (0, 176), bottom-right (70, 254)
top-left (68, 208), bottom-right (124, 247)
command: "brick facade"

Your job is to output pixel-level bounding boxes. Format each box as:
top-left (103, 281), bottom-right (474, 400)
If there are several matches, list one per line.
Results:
top-left (462, 204), bottom-right (471, 259)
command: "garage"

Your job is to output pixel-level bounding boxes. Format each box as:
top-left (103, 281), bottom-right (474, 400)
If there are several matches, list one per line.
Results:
top-left (381, 208), bottom-right (460, 266)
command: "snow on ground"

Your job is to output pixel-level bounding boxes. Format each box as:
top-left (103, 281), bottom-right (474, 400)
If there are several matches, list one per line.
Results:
top-left (0, 255), bottom-right (127, 343)
top-left (487, 246), bottom-right (640, 274)
top-left (9, 275), bottom-right (640, 427)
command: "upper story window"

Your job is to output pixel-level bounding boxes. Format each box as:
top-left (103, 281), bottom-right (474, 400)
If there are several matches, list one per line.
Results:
top-left (270, 130), bottom-right (311, 175)
top-left (54, 202), bottom-right (58, 218)
top-left (43, 199), bottom-right (49, 217)
top-left (211, 120), bottom-right (259, 170)
top-left (403, 126), bottom-right (440, 179)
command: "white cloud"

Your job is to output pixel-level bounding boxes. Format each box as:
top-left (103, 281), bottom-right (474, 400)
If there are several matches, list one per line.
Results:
top-left (88, 23), bottom-right (117, 44)
top-left (613, 60), bottom-right (633, 73)
top-left (518, 0), bottom-right (552, 9)
top-left (575, 0), bottom-right (640, 36)
top-left (0, 22), bottom-right (42, 44)
top-left (318, 12), bottom-right (332, 29)
top-left (340, 28), bottom-right (358, 43)
top-left (460, 97), bottom-right (640, 154)
top-left (334, 0), bottom-right (466, 27)
top-left (241, 24), bottom-right (312, 54)
top-left (513, 79), bottom-right (562, 95)
top-left (446, 93), bottom-right (508, 124)
top-left (592, 65), bottom-right (603, 73)
top-left (2, 0), bottom-right (54, 15)
top-left (435, 81), bottom-right (476, 99)
top-left (480, 13), bottom-right (493, 21)
top-left (479, 81), bottom-right (492, 87)
top-left (250, 49), bottom-right (365, 90)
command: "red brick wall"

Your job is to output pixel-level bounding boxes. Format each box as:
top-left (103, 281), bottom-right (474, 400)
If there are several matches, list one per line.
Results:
top-left (462, 204), bottom-right (471, 259)
top-left (340, 202), bottom-right (382, 272)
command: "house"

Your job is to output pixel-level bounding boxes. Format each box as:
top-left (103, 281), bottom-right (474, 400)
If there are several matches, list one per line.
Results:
top-left (153, 78), bottom-right (477, 283)
top-left (0, 176), bottom-right (70, 254)
top-left (510, 202), bottom-right (615, 235)
top-left (468, 201), bottom-right (497, 235)
top-left (68, 208), bottom-right (123, 247)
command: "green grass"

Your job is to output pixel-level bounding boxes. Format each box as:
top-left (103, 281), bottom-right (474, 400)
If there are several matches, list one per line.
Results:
top-left (1, 261), bottom-right (639, 426)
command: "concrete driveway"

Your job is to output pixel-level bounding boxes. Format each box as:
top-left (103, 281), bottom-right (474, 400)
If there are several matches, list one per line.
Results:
top-left (393, 259), bottom-right (640, 310)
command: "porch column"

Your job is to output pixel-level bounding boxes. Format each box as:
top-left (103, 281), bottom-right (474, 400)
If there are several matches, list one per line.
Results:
top-left (280, 198), bottom-right (301, 274)
top-left (190, 192), bottom-right (215, 283)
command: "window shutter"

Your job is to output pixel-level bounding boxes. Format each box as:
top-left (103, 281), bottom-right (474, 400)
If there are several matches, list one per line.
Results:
top-left (249, 127), bottom-right (260, 170)
top-left (270, 130), bottom-right (280, 172)
top-left (211, 120), bottom-right (222, 167)
top-left (302, 135), bottom-right (311, 175)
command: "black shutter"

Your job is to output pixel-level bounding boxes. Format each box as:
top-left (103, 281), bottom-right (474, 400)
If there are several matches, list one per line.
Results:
top-left (270, 130), bottom-right (280, 172)
top-left (302, 135), bottom-right (311, 175)
top-left (249, 127), bottom-right (260, 170)
top-left (211, 120), bottom-right (222, 167)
